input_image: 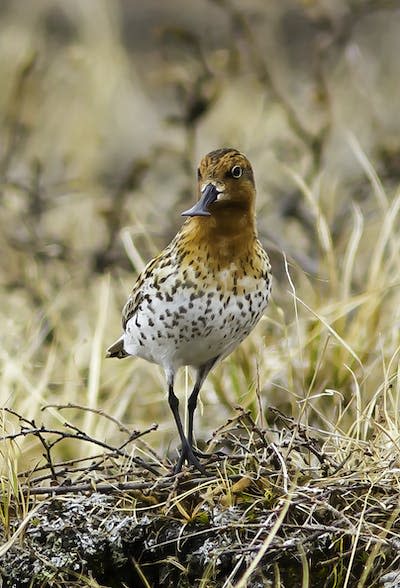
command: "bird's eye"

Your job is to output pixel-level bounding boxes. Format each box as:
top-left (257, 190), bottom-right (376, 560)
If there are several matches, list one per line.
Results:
top-left (231, 165), bottom-right (243, 178)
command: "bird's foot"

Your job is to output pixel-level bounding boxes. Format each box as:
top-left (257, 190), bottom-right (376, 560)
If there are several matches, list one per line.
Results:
top-left (192, 447), bottom-right (226, 461)
top-left (173, 441), bottom-right (209, 476)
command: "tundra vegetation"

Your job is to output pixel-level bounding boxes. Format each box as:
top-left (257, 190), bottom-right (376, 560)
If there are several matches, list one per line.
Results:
top-left (1, 1), bottom-right (400, 586)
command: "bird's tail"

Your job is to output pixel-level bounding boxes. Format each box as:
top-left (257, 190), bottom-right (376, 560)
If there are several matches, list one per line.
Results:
top-left (106, 336), bottom-right (129, 359)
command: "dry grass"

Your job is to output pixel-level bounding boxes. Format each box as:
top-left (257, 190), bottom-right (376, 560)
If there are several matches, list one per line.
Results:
top-left (1, 1), bottom-right (400, 586)
top-left (1, 408), bottom-right (400, 586)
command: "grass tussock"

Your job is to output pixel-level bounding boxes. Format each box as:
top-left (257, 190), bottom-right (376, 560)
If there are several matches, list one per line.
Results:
top-left (1, 1), bottom-right (400, 586)
top-left (1, 407), bottom-right (400, 587)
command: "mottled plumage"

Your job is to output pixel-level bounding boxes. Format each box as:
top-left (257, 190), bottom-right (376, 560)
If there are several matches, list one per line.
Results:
top-left (107, 148), bottom-right (271, 473)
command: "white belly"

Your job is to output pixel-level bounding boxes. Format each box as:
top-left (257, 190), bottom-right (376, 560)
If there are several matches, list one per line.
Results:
top-left (123, 275), bottom-right (270, 370)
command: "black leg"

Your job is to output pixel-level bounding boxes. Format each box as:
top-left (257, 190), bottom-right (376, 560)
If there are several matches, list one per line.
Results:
top-left (166, 371), bottom-right (207, 475)
top-left (187, 358), bottom-right (218, 449)
top-left (168, 382), bottom-right (186, 448)
top-left (187, 381), bottom-right (201, 450)
top-left (173, 440), bottom-right (207, 475)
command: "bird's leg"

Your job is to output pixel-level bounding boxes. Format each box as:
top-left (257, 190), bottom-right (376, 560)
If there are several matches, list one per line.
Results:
top-left (187, 379), bottom-right (202, 450)
top-left (172, 417), bottom-right (207, 475)
top-left (187, 358), bottom-right (224, 461)
top-left (168, 382), bottom-right (187, 449)
top-left (167, 374), bottom-right (206, 475)
top-left (173, 443), bottom-right (207, 475)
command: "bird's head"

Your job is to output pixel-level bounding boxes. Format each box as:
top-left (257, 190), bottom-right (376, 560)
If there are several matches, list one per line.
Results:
top-left (181, 148), bottom-right (256, 219)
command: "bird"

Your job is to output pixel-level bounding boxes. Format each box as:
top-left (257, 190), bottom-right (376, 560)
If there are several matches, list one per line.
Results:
top-left (106, 148), bottom-right (271, 474)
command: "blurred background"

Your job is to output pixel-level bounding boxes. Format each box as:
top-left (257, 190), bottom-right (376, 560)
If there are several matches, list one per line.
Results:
top-left (2, 0), bottom-right (400, 466)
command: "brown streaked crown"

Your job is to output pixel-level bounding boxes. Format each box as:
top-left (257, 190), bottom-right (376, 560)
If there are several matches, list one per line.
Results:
top-left (198, 148), bottom-right (254, 185)
top-left (197, 148), bottom-right (255, 213)
top-left (179, 148), bottom-right (259, 263)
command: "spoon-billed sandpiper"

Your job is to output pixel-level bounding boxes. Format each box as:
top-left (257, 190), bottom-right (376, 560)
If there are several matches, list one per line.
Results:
top-left (107, 148), bottom-right (271, 473)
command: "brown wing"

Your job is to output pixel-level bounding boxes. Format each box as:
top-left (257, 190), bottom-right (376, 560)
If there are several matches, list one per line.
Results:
top-left (121, 255), bottom-right (160, 330)
top-left (120, 225), bottom-right (184, 330)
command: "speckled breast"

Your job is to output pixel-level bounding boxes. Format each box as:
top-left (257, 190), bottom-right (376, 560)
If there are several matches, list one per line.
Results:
top-left (123, 262), bottom-right (271, 370)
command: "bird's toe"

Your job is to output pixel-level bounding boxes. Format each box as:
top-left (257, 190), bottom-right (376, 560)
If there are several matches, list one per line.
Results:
top-left (173, 441), bottom-right (209, 476)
